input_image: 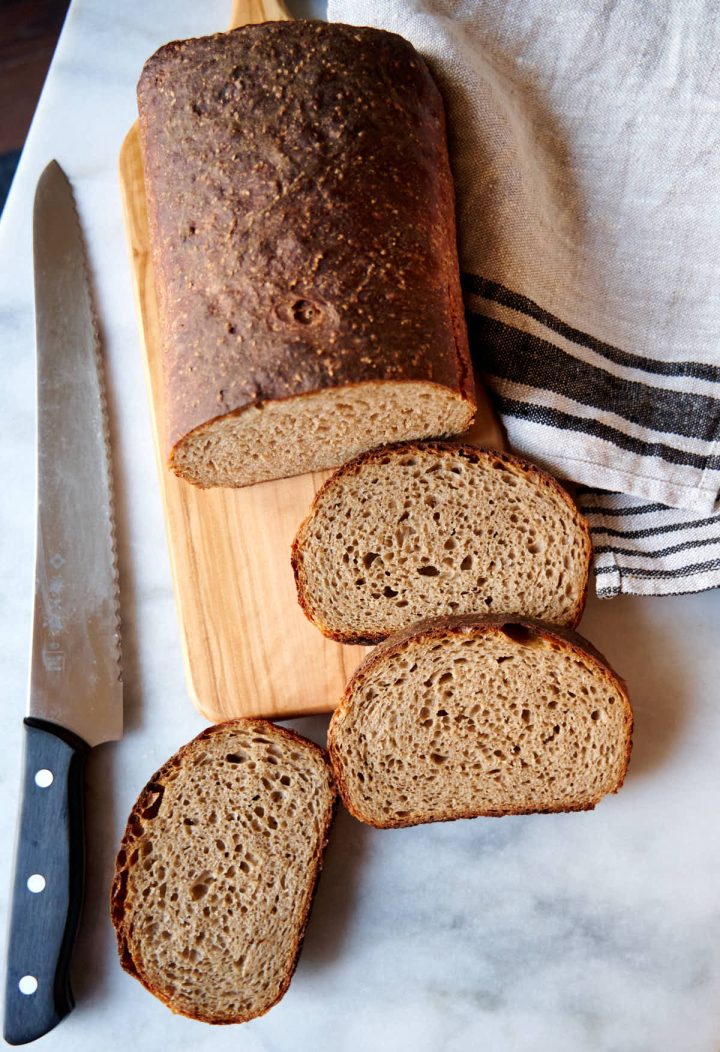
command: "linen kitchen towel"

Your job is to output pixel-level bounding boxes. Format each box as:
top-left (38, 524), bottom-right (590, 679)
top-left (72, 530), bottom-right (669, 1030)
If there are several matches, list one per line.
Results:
top-left (328, 0), bottom-right (720, 597)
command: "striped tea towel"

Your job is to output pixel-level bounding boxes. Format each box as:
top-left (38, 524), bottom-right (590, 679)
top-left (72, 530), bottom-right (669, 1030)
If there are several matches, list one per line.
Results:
top-left (328, 0), bottom-right (720, 598)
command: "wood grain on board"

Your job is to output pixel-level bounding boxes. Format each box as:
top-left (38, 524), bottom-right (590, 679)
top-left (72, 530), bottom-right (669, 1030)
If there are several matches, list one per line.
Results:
top-left (118, 0), bottom-right (504, 722)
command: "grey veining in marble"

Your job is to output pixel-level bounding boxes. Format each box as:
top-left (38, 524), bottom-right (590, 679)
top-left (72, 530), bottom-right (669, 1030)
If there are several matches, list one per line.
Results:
top-left (1, 3), bottom-right (720, 1051)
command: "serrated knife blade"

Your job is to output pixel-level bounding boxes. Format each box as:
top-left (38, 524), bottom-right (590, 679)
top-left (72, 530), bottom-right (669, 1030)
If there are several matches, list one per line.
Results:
top-left (4, 161), bottom-right (123, 1046)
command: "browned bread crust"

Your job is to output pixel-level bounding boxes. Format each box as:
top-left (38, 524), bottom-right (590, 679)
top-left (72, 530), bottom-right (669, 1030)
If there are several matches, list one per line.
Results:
top-left (328, 615), bottom-right (633, 828)
top-left (111, 719), bottom-right (336, 1023)
top-left (292, 442), bottom-right (592, 643)
top-left (137, 22), bottom-right (474, 484)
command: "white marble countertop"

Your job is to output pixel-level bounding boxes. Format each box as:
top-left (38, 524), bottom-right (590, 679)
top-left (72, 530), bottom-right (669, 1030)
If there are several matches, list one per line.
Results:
top-left (2, 3), bottom-right (720, 1050)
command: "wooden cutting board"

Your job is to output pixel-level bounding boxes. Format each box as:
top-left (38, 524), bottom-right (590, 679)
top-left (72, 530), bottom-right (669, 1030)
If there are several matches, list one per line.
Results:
top-left (118, 0), bottom-right (505, 723)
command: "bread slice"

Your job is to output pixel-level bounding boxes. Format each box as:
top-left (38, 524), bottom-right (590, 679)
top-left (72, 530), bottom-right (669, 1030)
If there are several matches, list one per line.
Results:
top-left (292, 443), bottom-right (591, 643)
top-left (328, 616), bottom-right (632, 828)
top-left (110, 720), bottom-right (336, 1024)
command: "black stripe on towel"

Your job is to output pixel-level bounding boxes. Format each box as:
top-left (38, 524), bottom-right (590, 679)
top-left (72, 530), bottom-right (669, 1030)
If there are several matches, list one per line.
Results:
top-left (590, 514), bottom-right (720, 539)
top-left (462, 274), bottom-right (720, 384)
top-left (592, 535), bottom-right (720, 560)
top-left (470, 314), bottom-right (720, 444)
top-left (580, 501), bottom-right (669, 517)
top-left (491, 395), bottom-right (720, 472)
top-left (595, 557), bottom-right (720, 580)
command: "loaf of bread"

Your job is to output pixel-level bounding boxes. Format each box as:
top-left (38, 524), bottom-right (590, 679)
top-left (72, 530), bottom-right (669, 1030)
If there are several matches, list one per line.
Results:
top-left (328, 616), bottom-right (632, 828)
top-left (137, 22), bottom-right (476, 487)
top-left (110, 720), bottom-right (336, 1023)
top-left (292, 442), bottom-right (591, 643)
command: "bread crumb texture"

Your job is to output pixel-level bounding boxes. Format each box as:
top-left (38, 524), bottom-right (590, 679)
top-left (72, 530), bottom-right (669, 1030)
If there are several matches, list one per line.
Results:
top-left (111, 720), bottom-right (336, 1023)
top-left (137, 22), bottom-right (474, 486)
top-left (293, 443), bottom-right (591, 642)
top-left (328, 617), bottom-right (632, 828)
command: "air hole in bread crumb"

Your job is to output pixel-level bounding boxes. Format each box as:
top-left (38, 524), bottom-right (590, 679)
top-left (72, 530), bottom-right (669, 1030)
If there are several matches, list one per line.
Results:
top-left (226, 751), bottom-right (248, 764)
top-left (417, 565), bottom-right (440, 577)
top-left (501, 623), bottom-right (545, 648)
top-left (140, 784), bottom-right (165, 820)
top-left (190, 881), bottom-right (210, 901)
top-left (128, 814), bottom-right (143, 837)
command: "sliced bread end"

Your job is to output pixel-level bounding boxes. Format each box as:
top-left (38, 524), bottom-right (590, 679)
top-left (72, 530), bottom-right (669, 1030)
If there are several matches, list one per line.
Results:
top-left (111, 719), bottom-right (336, 1023)
top-left (170, 383), bottom-right (475, 488)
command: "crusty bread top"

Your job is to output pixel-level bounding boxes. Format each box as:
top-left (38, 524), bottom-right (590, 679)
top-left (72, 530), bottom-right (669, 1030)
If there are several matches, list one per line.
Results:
top-left (328, 615), bottom-right (632, 828)
top-left (137, 21), bottom-right (474, 459)
top-left (292, 442), bottom-right (592, 643)
top-left (111, 719), bottom-right (336, 1024)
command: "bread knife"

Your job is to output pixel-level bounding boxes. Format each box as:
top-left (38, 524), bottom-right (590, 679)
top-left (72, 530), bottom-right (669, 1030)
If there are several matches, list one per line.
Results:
top-left (3, 162), bottom-right (123, 1046)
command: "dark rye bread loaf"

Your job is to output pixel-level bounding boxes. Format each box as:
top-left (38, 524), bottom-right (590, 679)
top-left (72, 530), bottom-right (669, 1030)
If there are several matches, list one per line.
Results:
top-left (137, 21), bottom-right (476, 488)
top-left (111, 720), bottom-right (336, 1023)
top-left (328, 616), bottom-right (633, 828)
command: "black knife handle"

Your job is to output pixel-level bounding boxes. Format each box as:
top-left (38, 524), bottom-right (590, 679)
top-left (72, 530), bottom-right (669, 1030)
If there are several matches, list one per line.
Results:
top-left (3, 718), bottom-right (88, 1046)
